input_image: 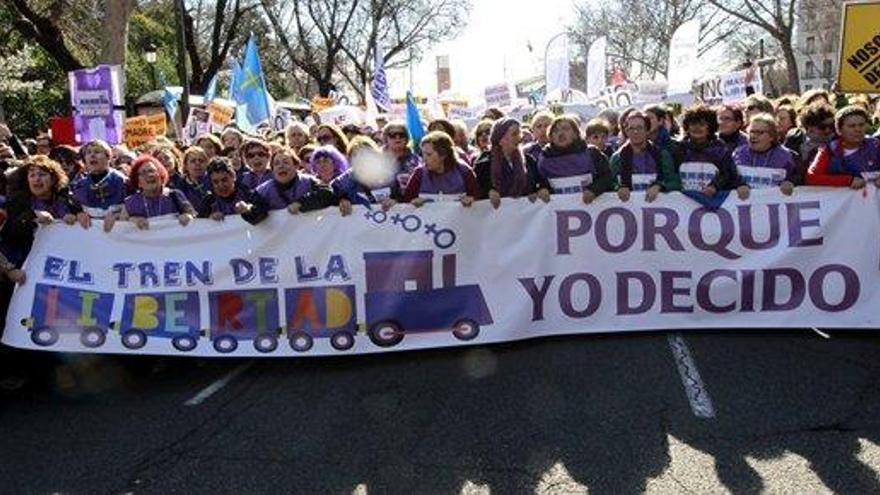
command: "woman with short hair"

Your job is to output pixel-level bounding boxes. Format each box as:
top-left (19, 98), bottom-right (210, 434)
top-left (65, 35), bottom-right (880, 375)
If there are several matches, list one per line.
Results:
top-left (402, 131), bottom-right (479, 207)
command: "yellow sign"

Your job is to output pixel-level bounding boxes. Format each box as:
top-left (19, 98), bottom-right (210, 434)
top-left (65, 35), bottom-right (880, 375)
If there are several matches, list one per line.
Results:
top-left (123, 116), bottom-right (154, 149)
top-left (311, 96), bottom-right (335, 113)
top-left (837, 1), bottom-right (880, 93)
top-left (145, 113), bottom-right (167, 137)
top-left (207, 102), bottom-right (235, 129)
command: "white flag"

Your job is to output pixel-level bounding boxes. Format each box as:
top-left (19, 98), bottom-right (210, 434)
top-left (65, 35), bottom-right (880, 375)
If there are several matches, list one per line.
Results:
top-left (364, 80), bottom-right (379, 130)
top-left (666, 20), bottom-right (700, 96)
top-left (545, 35), bottom-right (570, 97)
top-left (587, 37), bottom-right (607, 98)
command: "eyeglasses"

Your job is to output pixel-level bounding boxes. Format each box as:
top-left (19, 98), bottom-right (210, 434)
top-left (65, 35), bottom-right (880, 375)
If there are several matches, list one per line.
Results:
top-left (246, 151), bottom-right (268, 159)
top-left (387, 131), bottom-right (408, 140)
top-left (317, 134), bottom-right (335, 143)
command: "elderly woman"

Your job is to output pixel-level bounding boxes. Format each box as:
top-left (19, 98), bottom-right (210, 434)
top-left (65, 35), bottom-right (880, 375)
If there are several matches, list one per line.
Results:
top-left (71, 139), bottom-right (128, 218)
top-left (240, 148), bottom-right (334, 220)
top-left (220, 127), bottom-right (244, 151)
top-left (678, 104), bottom-right (746, 201)
top-left (308, 145), bottom-right (350, 185)
top-left (472, 120), bottom-right (493, 154)
top-left (2, 156), bottom-right (89, 265)
top-left (807, 105), bottom-right (880, 188)
top-left (332, 137), bottom-right (401, 216)
top-left (402, 131), bottom-right (479, 207)
top-left (610, 111), bottom-right (680, 203)
top-left (784, 103), bottom-right (836, 167)
top-left (285, 121), bottom-right (312, 152)
top-left (473, 117), bottom-right (547, 207)
top-left (105, 156), bottom-right (195, 231)
top-left (733, 113), bottom-right (800, 197)
top-left (239, 138), bottom-right (274, 190)
top-left (537, 114), bottom-right (612, 204)
top-left (170, 146), bottom-right (211, 212)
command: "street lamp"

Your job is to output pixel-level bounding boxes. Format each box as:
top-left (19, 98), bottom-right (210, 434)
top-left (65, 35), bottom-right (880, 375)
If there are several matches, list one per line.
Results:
top-left (144, 42), bottom-right (158, 89)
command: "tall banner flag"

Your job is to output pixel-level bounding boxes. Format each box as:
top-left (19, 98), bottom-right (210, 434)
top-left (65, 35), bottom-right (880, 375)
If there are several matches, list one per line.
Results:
top-left (364, 80), bottom-right (380, 129)
top-left (586, 36), bottom-right (607, 98)
top-left (163, 86), bottom-right (182, 121)
top-left (667, 20), bottom-right (700, 96)
top-left (372, 46), bottom-right (393, 112)
top-left (68, 65), bottom-right (126, 144)
top-left (233, 36), bottom-right (272, 131)
top-left (545, 34), bottom-right (571, 97)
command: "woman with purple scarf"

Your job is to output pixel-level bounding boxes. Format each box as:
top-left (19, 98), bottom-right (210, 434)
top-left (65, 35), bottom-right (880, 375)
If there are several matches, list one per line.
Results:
top-left (105, 156), bottom-right (195, 231)
top-left (732, 113), bottom-right (800, 197)
top-left (239, 139), bottom-right (274, 190)
top-left (309, 145), bottom-right (350, 184)
top-left (473, 117), bottom-right (547, 208)
top-left (537, 115), bottom-right (613, 204)
top-left (402, 131), bottom-right (479, 207)
top-left (242, 148), bottom-right (334, 220)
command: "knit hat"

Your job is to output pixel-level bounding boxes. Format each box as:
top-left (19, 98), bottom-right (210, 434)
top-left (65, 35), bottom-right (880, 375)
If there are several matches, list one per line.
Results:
top-left (489, 117), bottom-right (519, 146)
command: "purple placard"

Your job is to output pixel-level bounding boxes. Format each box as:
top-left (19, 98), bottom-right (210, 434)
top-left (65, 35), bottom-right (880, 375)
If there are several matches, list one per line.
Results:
top-left (69, 65), bottom-right (125, 144)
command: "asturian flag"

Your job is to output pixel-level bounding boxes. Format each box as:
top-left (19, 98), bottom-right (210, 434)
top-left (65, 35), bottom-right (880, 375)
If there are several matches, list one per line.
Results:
top-left (371, 46), bottom-right (392, 112)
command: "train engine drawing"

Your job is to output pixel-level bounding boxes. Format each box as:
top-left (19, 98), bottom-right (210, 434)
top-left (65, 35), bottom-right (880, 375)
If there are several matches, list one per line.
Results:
top-left (364, 251), bottom-right (493, 347)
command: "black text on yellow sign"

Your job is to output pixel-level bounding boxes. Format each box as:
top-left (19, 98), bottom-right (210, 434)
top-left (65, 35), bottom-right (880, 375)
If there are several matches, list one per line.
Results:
top-left (837, 1), bottom-right (880, 92)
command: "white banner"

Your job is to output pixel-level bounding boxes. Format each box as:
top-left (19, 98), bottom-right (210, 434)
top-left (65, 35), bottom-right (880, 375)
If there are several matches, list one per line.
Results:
top-left (545, 34), bottom-right (571, 97)
top-left (587, 37), bottom-right (607, 99)
top-left (5, 188), bottom-right (880, 357)
top-left (699, 68), bottom-right (765, 105)
top-left (667, 20), bottom-right (701, 96)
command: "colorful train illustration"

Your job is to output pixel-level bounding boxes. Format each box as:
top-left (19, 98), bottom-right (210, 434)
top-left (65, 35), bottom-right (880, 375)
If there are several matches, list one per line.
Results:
top-left (21, 250), bottom-right (492, 353)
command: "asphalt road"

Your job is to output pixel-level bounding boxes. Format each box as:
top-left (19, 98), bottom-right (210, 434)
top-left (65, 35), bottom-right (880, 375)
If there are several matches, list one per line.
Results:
top-left (1, 328), bottom-right (880, 494)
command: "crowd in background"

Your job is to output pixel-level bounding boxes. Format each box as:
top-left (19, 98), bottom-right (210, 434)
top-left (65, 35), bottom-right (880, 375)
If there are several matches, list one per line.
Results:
top-left (0, 88), bottom-right (879, 290)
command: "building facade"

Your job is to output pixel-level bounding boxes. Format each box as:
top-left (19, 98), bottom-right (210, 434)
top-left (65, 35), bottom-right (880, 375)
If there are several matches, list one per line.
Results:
top-left (794, 0), bottom-right (843, 92)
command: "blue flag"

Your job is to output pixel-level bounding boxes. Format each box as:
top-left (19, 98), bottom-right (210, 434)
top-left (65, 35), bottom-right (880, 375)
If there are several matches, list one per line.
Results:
top-left (405, 91), bottom-right (425, 150)
top-left (372, 46), bottom-right (392, 112)
top-left (163, 86), bottom-right (183, 120)
top-left (228, 60), bottom-right (243, 102)
top-left (203, 73), bottom-right (218, 103)
top-left (233, 36), bottom-right (272, 130)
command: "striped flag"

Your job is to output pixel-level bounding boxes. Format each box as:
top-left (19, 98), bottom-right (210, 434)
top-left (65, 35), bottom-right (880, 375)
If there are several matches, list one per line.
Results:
top-left (371, 46), bottom-right (392, 112)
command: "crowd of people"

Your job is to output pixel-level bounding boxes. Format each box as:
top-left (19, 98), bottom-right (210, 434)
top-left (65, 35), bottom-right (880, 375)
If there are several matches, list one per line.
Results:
top-left (0, 88), bottom-right (879, 290)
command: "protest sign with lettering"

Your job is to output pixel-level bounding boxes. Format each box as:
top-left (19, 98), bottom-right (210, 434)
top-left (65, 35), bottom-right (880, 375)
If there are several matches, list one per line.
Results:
top-left (5, 188), bottom-right (880, 358)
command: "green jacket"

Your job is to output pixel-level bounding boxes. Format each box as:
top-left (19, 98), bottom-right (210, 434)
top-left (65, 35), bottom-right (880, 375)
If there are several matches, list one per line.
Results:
top-left (609, 142), bottom-right (681, 192)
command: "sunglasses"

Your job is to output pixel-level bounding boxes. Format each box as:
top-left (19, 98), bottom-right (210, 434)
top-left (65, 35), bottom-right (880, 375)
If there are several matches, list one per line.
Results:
top-left (387, 131), bottom-right (408, 140)
top-left (317, 134), bottom-right (335, 143)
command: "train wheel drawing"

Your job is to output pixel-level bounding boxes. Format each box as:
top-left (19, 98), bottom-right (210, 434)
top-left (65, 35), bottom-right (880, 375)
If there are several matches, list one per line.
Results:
top-left (289, 332), bottom-right (313, 352)
top-left (368, 320), bottom-right (404, 347)
top-left (121, 330), bottom-right (147, 350)
top-left (80, 327), bottom-right (107, 348)
top-left (452, 319), bottom-right (480, 341)
top-left (172, 335), bottom-right (198, 352)
top-left (213, 335), bottom-right (238, 353)
top-left (30, 327), bottom-right (59, 347)
top-left (330, 331), bottom-right (355, 351)
top-left (254, 334), bottom-right (278, 353)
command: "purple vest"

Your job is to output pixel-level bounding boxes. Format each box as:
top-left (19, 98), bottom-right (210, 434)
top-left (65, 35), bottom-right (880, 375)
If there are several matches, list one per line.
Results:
top-left (828, 137), bottom-right (880, 179)
top-left (124, 189), bottom-right (188, 218)
top-left (256, 175), bottom-right (313, 210)
top-left (176, 175), bottom-right (211, 210)
top-left (538, 150), bottom-right (595, 178)
top-left (71, 169), bottom-right (127, 215)
top-left (733, 144), bottom-right (795, 188)
top-left (209, 189), bottom-right (252, 215)
top-left (419, 164), bottom-right (468, 196)
top-left (241, 169), bottom-right (274, 191)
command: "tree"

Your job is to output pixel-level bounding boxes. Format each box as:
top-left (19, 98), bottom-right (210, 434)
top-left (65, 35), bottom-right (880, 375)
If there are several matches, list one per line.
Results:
top-left (259, 0), bottom-right (470, 98)
top-left (705, 0), bottom-right (800, 91)
top-left (569, 0), bottom-right (741, 81)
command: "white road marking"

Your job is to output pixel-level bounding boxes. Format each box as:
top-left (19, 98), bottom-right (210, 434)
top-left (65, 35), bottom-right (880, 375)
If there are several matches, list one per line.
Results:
top-left (184, 361), bottom-right (253, 406)
top-left (667, 333), bottom-right (716, 419)
top-left (811, 327), bottom-right (831, 339)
